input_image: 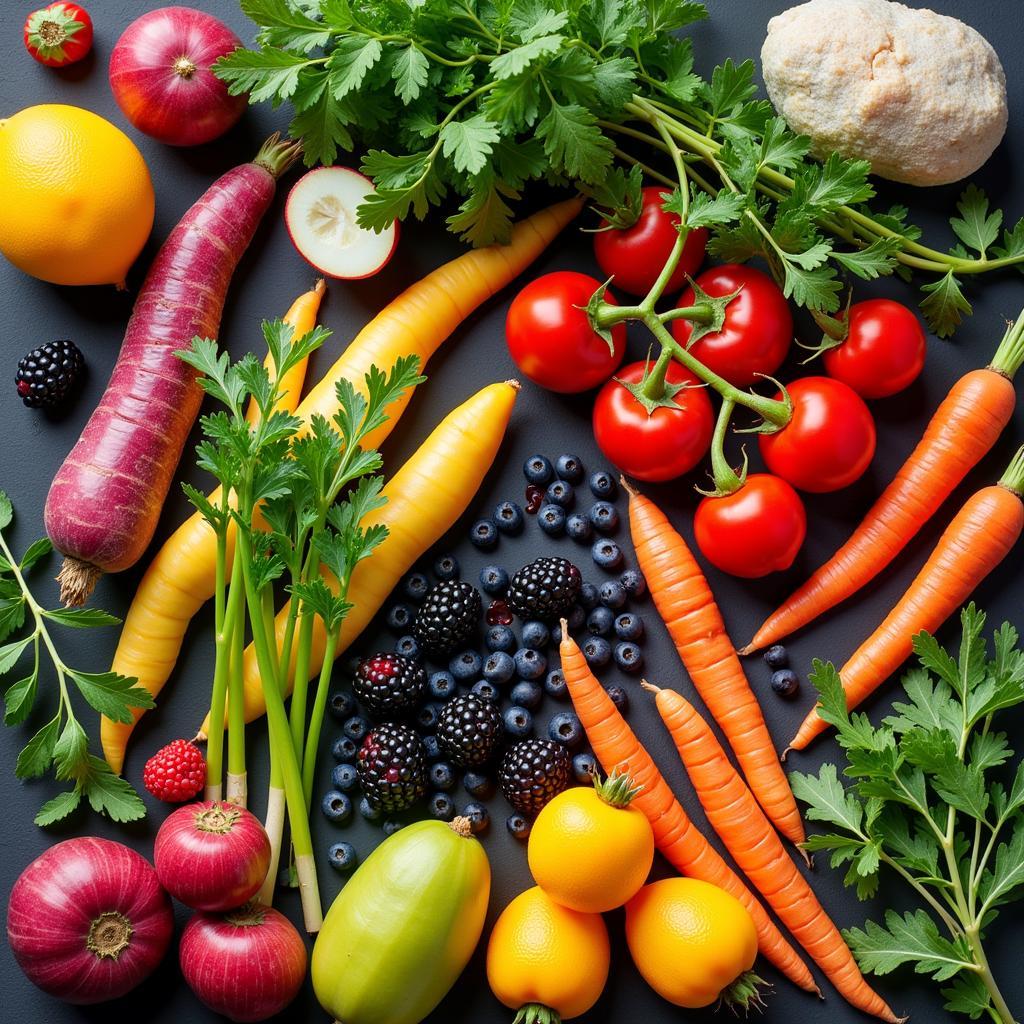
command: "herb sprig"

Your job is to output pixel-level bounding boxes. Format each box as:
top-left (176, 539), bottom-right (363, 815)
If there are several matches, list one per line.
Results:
top-left (0, 494), bottom-right (150, 825)
top-left (791, 605), bottom-right (1024, 1023)
top-left (216, 0), bottom-right (1024, 336)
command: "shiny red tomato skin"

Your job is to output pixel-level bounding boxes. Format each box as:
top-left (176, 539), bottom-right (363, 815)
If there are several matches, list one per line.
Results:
top-left (694, 474), bottom-right (807, 578)
top-left (593, 187), bottom-right (708, 296)
top-left (23, 2), bottom-right (93, 66)
top-left (823, 299), bottom-right (927, 399)
top-left (506, 272), bottom-right (626, 393)
top-left (759, 376), bottom-right (876, 493)
top-left (592, 361), bottom-right (714, 482)
top-left (671, 264), bottom-right (793, 387)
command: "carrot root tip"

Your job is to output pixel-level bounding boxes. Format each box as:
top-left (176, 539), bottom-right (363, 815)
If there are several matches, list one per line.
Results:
top-left (737, 643), bottom-right (755, 656)
top-left (619, 475), bottom-right (638, 497)
top-left (780, 746), bottom-right (792, 763)
top-left (639, 679), bottom-right (660, 694)
top-left (193, 729), bottom-right (208, 744)
top-left (798, 846), bottom-right (813, 870)
top-left (55, 556), bottom-right (103, 607)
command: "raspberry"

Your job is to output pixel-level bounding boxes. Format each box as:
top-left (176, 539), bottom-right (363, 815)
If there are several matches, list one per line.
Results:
top-left (143, 739), bottom-right (207, 802)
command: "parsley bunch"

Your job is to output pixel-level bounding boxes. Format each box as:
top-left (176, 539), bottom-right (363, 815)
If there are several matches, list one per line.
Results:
top-left (216, 0), bottom-right (1023, 336)
top-left (791, 605), bottom-right (1024, 1023)
top-left (0, 494), bottom-right (150, 825)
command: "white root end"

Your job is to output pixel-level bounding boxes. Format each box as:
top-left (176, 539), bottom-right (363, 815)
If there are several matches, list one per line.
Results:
top-left (226, 772), bottom-right (247, 808)
top-left (56, 557), bottom-right (103, 607)
top-left (205, 782), bottom-right (223, 803)
top-left (295, 852), bottom-right (323, 934)
top-left (258, 786), bottom-right (287, 907)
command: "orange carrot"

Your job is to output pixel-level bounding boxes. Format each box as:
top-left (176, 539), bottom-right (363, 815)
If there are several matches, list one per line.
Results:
top-left (745, 319), bottom-right (1024, 654)
top-left (558, 626), bottom-right (817, 994)
top-left (623, 479), bottom-right (805, 848)
top-left (790, 445), bottom-right (1024, 752)
top-left (646, 682), bottom-right (899, 1022)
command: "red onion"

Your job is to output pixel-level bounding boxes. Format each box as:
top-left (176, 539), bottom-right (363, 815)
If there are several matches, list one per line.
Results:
top-left (109, 6), bottom-right (246, 147)
top-left (6, 837), bottom-right (173, 1004)
top-left (154, 801), bottom-right (270, 912)
top-left (180, 902), bottom-right (307, 1022)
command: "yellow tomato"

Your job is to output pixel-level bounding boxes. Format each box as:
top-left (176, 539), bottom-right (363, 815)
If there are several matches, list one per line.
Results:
top-left (486, 886), bottom-right (609, 1022)
top-left (625, 877), bottom-right (758, 1009)
top-left (528, 774), bottom-right (654, 912)
top-left (0, 104), bottom-right (154, 286)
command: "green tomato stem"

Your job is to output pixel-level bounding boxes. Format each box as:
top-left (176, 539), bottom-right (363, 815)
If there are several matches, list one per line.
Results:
top-left (638, 344), bottom-right (674, 402)
top-left (707, 398), bottom-right (745, 496)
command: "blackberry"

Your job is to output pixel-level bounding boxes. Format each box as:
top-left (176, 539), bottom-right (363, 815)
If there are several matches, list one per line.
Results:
top-left (507, 557), bottom-right (582, 622)
top-left (499, 738), bottom-right (571, 816)
top-left (437, 694), bottom-right (502, 767)
top-left (356, 723), bottom-right (428, 812)
top-left (413, 580), bottom-right (482, 657)
top-left (15, 339), bottom-right (85, 410)
top-left (351, 653), bottom-right (425, 717)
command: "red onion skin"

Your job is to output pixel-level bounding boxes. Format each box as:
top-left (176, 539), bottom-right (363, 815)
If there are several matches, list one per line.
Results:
top-left (154, 801), bottom-right (271, 912)
top-left (109, 6), bottom-right (246, 146)
top-left (6, 837), bottom-right (173, 1004)
top-left (180, 903), bottom-right (307, 1022)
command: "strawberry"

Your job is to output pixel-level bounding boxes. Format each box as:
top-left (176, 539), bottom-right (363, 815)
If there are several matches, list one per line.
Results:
top-left (143, 739), bottom-right (207, 802)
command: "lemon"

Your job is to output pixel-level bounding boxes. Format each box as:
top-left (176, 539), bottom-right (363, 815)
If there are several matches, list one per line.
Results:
top-left (0, 104), bottom-right (154, 286)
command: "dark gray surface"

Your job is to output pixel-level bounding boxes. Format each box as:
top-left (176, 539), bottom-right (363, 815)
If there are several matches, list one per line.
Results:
top-left (2, 1), bottom-right (1023, 1022)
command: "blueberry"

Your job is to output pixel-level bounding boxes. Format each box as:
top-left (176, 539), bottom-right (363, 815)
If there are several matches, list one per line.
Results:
top-left (545, 480), bottom-right (575, 509)
top-left (592, 539), bottom-right (623, 570)
top-left (471, 679), bottom-right (501, 703)
top-left (327, 841), bottom-right (358, 873)
top-left (422, 734), bottom-right (442, 761)
top-left (549, 623), bottom-right (562, 645)
top-left (343, 715), bottom-right (370, 742)
top-left (485, 624), bottom-right (516, 653)
top-left (606, 685), bottom-right (629, 714)
top-left (548, 711), bottom-right (584, 749)
top-left (433, 554), bottom-right (460, 580)
top-left (521, 620), bottom-right (550, 650)
top-left (331, 735), bottom-right (358, 761)
top-left (544, 669), bottom-right (568, 700)
top-left (429, 792), bottom-right (456, 821)
top-left (429, 670), bottom-right (457, 701)
top-left (395, 635), bottom-right (421, 660)
top-left (566, 604), bottom-right (586, 631)
top-left (555, 454), bottom-right (585, 484)
top-left (382, 819), bottom-right (405, 836)
top-left (506, 813), bottom-right (532, 841)
top-left (470, 518), bottom-right (499, 550)
top-left (514, 647), bottom-right (547, 680)
top-left (578, 582), bottom-right (600, 610)
top-left (494, 500), bottom-right (525, 535)
top-left (450, 649), bottom-right (483, 682)
top-left (385, 603), bottom-right (413, 632)
top-left (573, 752), bottom-right (598, 783)
top-left (771, 668), bottom-right (800, 698)
top-left (331, 763), bottom-right (358, 792)
top-left (483, 651), bottom-right (515, 685)
top-left (503, 705), bottom-right (533, 738)
top-left (479, 565), bottom-right (509, 596)
top-left (359, 796), bottom-right (383, 822)
top-left (565, 513), bottom-right (593, 543)
top-left (403, 572), bottom-right (430, 602)
top-left (613, 613), bottom-right (642, 643)
top-left (537, 503), bottom-right (566, 536)
top-left (464, 772), bottom-right (494, 799)
top-left (587, 606), bottom-right (614, 637)
top-left (589, 470), bottom-right (618, 499)
top-left (463, 801), bottom-right (490, 834)
top-left (321, 790), bottom-right (352, 823)
top-left (510, 679), bottom-right (543, 710)
top-left (614, 641), bottom-right (644, 674)
top-left (524, 454), bottom-right (554, 485)
top-left (329, 690), bottom-right (357, 721)
top-left (589, 501), bottom-right (619, 534)
top-left (416, 702), bottom-right (443, 731)
top-left (764, 645), bottom-right (789, 670)
top-left (430, 761), bottom-right (456, 790)
top-left (619, 568), bottom-right (647, 599)
top-left (582, 636), bottom-right (612, 669)
top-left (599, 580), bottom-right (627, 609)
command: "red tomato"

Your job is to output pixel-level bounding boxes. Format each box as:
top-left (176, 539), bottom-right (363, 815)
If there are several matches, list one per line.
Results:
top-left (759, 377), bottom-right (876, 493)
top-left (671, 264), bottom-right (793, 387)
top-left (506, 272), bottom-right (626, 393)
top-left (694, 474), bottom-right (807, 578)
top-left (592, 360), bottom-right (714, 482)
top-left (593, 187), bottom-right (708, 296)
top-left (24, 2), bottom-right (93, 66)
top-left (823, 299), bottom-right (927, 399)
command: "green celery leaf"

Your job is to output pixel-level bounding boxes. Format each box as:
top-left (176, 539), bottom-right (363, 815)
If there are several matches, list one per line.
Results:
top-left (439, 113), bottom-right (500, 175)
top-left (649, 37), bottom-right (700, 104)
top-left (0, 491), bottom-right (12, 530)
top-left (991, 217), bottom-right (1024, 265)
top-left (0, 634), bottom-right (33, 675)
top-left (490, 34), bottom-right (563, 80)
top-left (328, 36), bottom-right (384, 98)
top-left (291, 89), bottom-right (355, 166)
top-left (52, 717), bottom-right (88, 781)
top-left (758, 116), bottom-right (810, 171)
top-left (832, 239), bottom-right (902, 280)
top-left (579, 0), bottom-right (645, 48)
top-left (683, 189), bottom-right (746, 230)
top-left (845, 909), bottom-right (974, 982)
top-left (44, 607), bottom-right (121, 629)
top-left (919, 271), bottom-right (972, 338)
top-left (242, 0), bottom-right (334, 52)
top-left (645, 0), bottom-right (707, 36)
top-left (34, 788), bottom-right (82, 827)
top-left (950, 184), bottom-right (1001, 258)
top-left (214, 46), bottom-right (314, 103)
top-left (446, 176), bottom-right (518, 245)
top-left (941, 972), bottom-right (997, 1021)
top-left (0, 593), bottom-right (26, 644)
top-left (390, 44), bottom-right (429, 103)
top-left (977, 816), bottom-right (1024, 911)
top-left (16, 715), bottom-right (59, 779)
top-left (68, 670), bottom-right (154, 724)
top-left (702, 58), bottom-right (758, 120)
top-left (794, 153), bottom-right (874, 211)
top-left (19, 538), bottom-right (52, 572)
top-left (968, 730), bottom-right (1011, 772)
top-left (789, 763), bottom-right (864, 834)
top-left (706, 216), bottom-right (768, 264)
top-left (782, 259), bottom-right (843, 312)
top-left (508, 1), bottom-right (568, 41)
top-left (79, 756), bottom-right (146, 822)
top-left (872, 805), bottom-right (940, 877)
top-left (4, 667), bottom-right (37, 726)
top-left (536, 101), bottom-right (613, 185)
top-left (485, 73), bottom-right (542, 130)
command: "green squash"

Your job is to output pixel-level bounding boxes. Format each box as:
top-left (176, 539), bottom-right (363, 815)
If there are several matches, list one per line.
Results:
top-left (312, 816), bottom-right (490, 1024)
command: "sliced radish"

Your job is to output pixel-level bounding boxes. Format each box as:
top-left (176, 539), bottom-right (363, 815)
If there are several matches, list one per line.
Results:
top-left (285, 167), bottom-right (398, 279)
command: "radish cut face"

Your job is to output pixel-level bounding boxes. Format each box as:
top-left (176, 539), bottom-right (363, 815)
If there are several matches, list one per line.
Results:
top-left (286, 167), bottom-right (398, 279)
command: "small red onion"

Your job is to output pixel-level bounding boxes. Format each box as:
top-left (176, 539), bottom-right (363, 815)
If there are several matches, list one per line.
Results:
top-left (154, 800), bottom-right (270, 912)
top-left (6, 837), bottom-right (173, 1004)
top-left (180, 902), bottom-right (307, 1022)
top-left (109, 6), bottom-right (246, 146)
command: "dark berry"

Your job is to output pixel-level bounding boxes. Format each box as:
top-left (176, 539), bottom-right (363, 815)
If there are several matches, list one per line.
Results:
top-left (385, 603), bottom-right (413, 632)
top-left (555, 454), bottom-right (584, 484)
top-left (483, 651), bottom-right (515, 685)
top-left (433, 554), bottom-right (460, 580)
top-left (521, 620), bottom-right (550, 650)
top-left (471, 679), bottom-right (501, 703)
top-left (545, 480), bottom-right (575, 509)
top-left (506, 813), bottom-right (532, 840)
top-left (356, 723), bottom-right (428, 813)
top-left (582, 636), bottom-right (612, 669)
top-left (499, 739), bottom-right (571, 816)
top-left (463, 771), bottom-right (494, 799)
top-left (544, 669), bottom-right (568, 700)
top-left (620, 568), bottom-right (647, 598)
top-left (423, 734), bottom-right (442, 761)
top-left (462, 801), bottom-right (490, 834)
top-left (566, 604), bottom-right (586, 631)
top-left (589, 471), bottom-right (617, 500)
top-left (614, 612), bottom-right (644, 642)
top-left (578, 582), bottom-right (600, 610)
top-left (525, 484), bottom-right (544, 514)
top-left (15, 339), bottom-right (85, 410)
top-left (764, 645), bottom-right (789, 670)
top-left (606, 685), bottom-right (629, 714)
top-left (510, 679), bottom-right (543, 710)
top-left (416, 702), bottom-right (443, 732)
top-left (470, 518), bottom-right (499, 550)
top-left (394, 635), bottom-right (421, 660)
top-left (599, 580), bottom-right (627, 609)
top-left (359, 796), bottom-right (383, 822)
top-left (565, 513), bottom-right (593, 543)
top-left (614, 641), bottom-right (644, 673)
top-left (437, 694), bottom-right (503, 767)
top-left (524, 454), bottom-right (554, 485)
top-left (479, 565), bottom-right (509, 596)
top-left (343, 715), bottom-right (370, 742)
top-left (589, 501), bottom-right (619, 534)
top-left (430, 761), bottom-right (456, 790)
top-left (771, 668), bottom-right (800, 698)
top-left (329, 690), bottom-right (357, 721)
top-left (429, 670), bottom-right (457, 702)
top-left (352, 653), bottom-right (426, 718)
top-left (321, 790), bottom-right (352, 822)
top-left (450, 649), bottom-right (483, 682)
top-left (538, 503), bottom-right (566, 536)
top-left (573, 752), bottom-right (598, 783)
top-left (486, 599), bottom-right (514, 626)
top-left (382, 820), bottom-right (405, 836)
top-left (507, 557), bottom-right (582, 622)
top-left (587, 606), bottom-right (614, 637)
top-left (485, 624), bottom-right (516, 653)
top-left (494, 500), bottom-right (525, 535)
top-left (331, 735), bottom-right (358, 762)
top-left (414, 580), bottom-right (482, 657)
top-left (403, 572), bottom-right (430, 602)
top-left (503, 705), bottom-right (533, 739)
top-left (592, 539), bottom-right (623, 570)
top-left (429, 792), bottom-right (456, 821)
top-left (331, 763), bottom-right (358, 792)
top-left (327, 842), bottom-right (358, 873)
top-left (550, 623), bottom-right (562, 645)
top-left (514, 647), bottom-right (546, 680)
top-left (548, 711), bottom-right (584, 749)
